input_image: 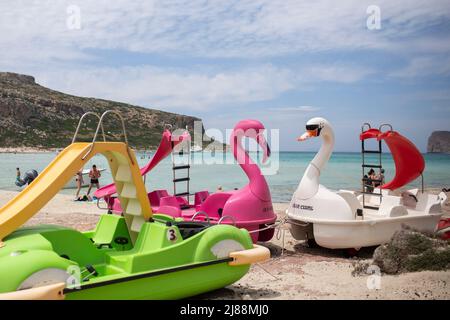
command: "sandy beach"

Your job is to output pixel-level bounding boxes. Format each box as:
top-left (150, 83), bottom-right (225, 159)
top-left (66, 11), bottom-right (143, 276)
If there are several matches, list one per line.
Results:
top-left (0, 190), bottom-right (449, 300)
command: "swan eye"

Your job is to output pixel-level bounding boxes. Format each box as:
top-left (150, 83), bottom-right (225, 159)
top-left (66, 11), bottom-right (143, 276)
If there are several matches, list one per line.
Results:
top-left (305, 124), bottom-right (322, 136)
top-left (305, 124), bottom-right (319, 130)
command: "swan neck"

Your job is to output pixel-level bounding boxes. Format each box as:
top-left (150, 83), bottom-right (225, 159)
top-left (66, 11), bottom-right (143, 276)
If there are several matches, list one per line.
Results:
top-left (312, 131), bottom-right (334, 172)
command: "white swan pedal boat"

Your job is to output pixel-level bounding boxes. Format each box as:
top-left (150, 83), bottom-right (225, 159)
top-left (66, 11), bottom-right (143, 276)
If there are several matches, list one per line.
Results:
top-left (287, 118), bottom-right (447, 250)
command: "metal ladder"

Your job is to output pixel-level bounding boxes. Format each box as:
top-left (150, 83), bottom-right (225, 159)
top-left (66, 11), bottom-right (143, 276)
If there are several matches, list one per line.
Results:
top-left (361, 123), bottom-right (389, 210)
top-left (172, 126), bottom-right (191, 204)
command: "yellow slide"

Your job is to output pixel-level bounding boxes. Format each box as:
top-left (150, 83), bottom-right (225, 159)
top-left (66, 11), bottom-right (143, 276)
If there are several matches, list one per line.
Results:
top-left (0, 142), bottom-right (152, 243)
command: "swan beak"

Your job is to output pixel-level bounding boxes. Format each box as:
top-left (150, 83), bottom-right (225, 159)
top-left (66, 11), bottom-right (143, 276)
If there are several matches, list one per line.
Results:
top-left (297, 130), bottom-right (317, 141)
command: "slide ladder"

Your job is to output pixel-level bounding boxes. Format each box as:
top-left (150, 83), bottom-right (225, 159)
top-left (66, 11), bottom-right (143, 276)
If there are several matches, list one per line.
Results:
top-left (172, 126), bottom-right (192, 204)
top-left (360, 123), bottom-right (390, 210)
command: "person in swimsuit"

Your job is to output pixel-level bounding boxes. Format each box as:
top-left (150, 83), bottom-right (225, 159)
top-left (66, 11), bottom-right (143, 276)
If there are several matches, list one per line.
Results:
top-left (374, 169), bottom-right (385, 187)
top-left (87, 164), bottom-right (101, 196)
top-left (75, 169), bottom-right (84, 200)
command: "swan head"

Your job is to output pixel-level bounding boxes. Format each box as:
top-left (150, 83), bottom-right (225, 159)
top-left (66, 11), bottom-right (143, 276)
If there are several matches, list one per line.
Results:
top-left (297, 117), bottom-right (333, 142)
top-left (233, 119), bottom-right (271, 163)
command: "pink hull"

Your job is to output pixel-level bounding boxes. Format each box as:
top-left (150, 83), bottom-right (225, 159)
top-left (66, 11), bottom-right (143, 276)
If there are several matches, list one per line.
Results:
top-left (107, 191), bottom-right (277, 243)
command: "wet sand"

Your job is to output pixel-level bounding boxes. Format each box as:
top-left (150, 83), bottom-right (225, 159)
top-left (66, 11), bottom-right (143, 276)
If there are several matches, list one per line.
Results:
top-left (0, 189), bottom-right (449, 300)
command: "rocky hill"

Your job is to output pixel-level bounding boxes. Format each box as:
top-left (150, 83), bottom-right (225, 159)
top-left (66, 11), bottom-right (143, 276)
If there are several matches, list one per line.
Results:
top-left (0, 72), bottom-right (204, 150)
top-left (427, 131), bottom-right (450, 154)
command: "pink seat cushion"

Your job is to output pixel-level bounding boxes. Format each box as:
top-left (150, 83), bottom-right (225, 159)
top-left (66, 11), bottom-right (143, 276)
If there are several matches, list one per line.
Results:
top-left (195, 191), bottom-right (210, 206)
top-left (148, 190), bottom-right (170, 207)
top-left (157, 205), bottom-right (182, 218)
top-left (159, 196), bottom-right (181, 209)
top-left (198, 192), bottom-right (232, 219)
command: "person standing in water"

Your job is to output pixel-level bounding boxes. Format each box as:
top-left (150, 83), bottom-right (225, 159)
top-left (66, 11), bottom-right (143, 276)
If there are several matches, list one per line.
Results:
top-left (87, 165), bottom-right (101, 196)
top-left (16, 168), bottom-right (21, 183)
top-left (75, 169), bottom-right (84, 200)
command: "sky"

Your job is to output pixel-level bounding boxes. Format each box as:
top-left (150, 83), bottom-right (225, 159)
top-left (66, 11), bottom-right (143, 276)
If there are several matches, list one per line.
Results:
top-left (1, 0), bottom-right (449, 152)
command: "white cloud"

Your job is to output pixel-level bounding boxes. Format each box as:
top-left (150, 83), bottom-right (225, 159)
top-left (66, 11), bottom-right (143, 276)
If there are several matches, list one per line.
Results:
top-left (390, 57), bottom-right (450, 78)
top-left (34, 64), bottom-right (296, 111)
top-left (0, 0), bottom-right (448, 117)
top-left (29, 61), bottom-right (376, 113)
top-left (269, 106), bottom-right (320, 112)
top-left (1, 0), bottom-right (450, 61)
top-left (303, 65), bottom-right (376, 83)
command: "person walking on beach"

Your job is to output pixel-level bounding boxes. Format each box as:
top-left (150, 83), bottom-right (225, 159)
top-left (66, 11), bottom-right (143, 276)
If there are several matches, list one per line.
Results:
top-left (87, 165), bottom-right (101, 196)
top-left (75, 169), bottom-right (84, 200)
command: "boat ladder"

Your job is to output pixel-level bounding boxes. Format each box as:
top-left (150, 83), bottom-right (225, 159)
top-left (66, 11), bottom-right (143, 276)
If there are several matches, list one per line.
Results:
top-left (360, 123), bottom-right (391, 210)
top-left (172, 126), bottom-right (192, 205)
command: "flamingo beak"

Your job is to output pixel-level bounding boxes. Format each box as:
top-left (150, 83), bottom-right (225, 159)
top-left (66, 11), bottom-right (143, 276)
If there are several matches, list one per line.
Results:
top-left (297, 129), bottom-right (318, 141)
top-left (257, 133), bottom-right (271, 163)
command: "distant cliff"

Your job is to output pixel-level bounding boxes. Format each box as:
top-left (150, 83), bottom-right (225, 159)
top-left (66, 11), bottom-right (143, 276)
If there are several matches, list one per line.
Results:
top-left (427, 131), bottom-right (450, 154)
top-left (0, 72), bottom-right (204, 149)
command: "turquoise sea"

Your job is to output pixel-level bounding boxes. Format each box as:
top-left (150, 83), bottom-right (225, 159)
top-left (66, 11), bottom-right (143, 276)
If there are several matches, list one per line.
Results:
top-left (1, 152), bottom-right (449, 202)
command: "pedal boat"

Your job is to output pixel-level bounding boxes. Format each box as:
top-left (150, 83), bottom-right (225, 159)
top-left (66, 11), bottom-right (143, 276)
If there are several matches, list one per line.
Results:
top-left (287, 117), bottom-right (447, 251)
top-left (0, 111), bottom-right (269, 300)
top-left (95, 120), bottom-right (277, 243)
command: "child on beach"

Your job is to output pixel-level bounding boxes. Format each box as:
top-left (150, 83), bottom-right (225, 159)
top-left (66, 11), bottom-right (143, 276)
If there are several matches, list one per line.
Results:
top-left (75, 169), bottom-right (84, 200)
top-left (87, 165), bottom-right (101, 196)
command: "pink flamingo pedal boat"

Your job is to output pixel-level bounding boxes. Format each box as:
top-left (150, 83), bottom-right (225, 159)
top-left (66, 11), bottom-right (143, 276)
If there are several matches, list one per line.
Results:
top-left (95, 120), bottom-right (277, 243)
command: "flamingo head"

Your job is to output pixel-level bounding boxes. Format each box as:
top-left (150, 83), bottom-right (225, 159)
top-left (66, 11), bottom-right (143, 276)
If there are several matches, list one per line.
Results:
top-left (233, 119), bottom-right (271, 163)
top-left (297, 117), bottom-right (332, 142)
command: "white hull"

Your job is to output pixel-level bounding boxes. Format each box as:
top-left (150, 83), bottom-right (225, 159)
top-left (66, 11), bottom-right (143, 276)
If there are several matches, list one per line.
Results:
top-left (288, 212), bottom-right (442, 249)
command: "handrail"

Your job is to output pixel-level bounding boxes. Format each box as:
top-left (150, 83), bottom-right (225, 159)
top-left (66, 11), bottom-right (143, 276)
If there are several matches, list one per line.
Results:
top-left (218, 215), bottom-right (237, 226)
top-left (379, 123), bottom-right (393, 132)
top-left (81, 110), bottom-right (133, 163)
top-left (191, 211), bottom-right (211, 224)
top-left (361, 123), bottom-right (371, 132)
top-left (72, 112), bottom-right (106, 144)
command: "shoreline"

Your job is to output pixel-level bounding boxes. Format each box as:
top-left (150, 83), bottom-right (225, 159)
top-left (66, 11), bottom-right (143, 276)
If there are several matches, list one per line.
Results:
top-left (0, 147), bottom-right (60, 154)
top-left (2, 146), bottom-right (450, 155)
top-left (0, 147), bottom-right (158, 154)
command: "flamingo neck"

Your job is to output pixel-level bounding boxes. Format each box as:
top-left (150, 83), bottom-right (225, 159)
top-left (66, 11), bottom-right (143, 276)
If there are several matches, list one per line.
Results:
top-left (296, 130), bottom-right (334, 199)
top-left (233, 134), bottom-right (270, 201)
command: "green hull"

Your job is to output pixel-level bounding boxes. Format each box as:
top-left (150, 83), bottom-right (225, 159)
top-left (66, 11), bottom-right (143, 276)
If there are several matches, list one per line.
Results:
top-left (66, 263), bottom-right (248, 300)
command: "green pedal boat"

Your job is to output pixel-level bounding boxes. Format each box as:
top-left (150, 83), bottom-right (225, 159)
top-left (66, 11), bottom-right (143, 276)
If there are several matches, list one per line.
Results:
top-left (0, 111), bottom-right (270, 300)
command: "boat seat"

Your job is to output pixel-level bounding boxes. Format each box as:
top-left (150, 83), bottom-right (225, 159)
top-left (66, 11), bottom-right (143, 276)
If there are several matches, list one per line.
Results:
top-left (197, 192), bottom-right (232, 220)
top-left (378, 195), bottom-right (408, 217)
top-left (401, 190), bottom-right (419, 208)
top-left (148, 189), bottom-right (170, 207)
top-left (195, 191), bottom-right (210, 206)
top-left (157, 205), bottom-right (182, 217)
top-left (90, 215), bottom-right (132, 250)
top-left (156, 196), bottom-right (183, 217)
top-left (415, 192), bottom-right (442, 214)
top-left (159, 196), bottom-right (181, 209)
top-left (337, 191), bottom-right (362, 217)
top-left (173, 221), bottom-right (210, 240)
